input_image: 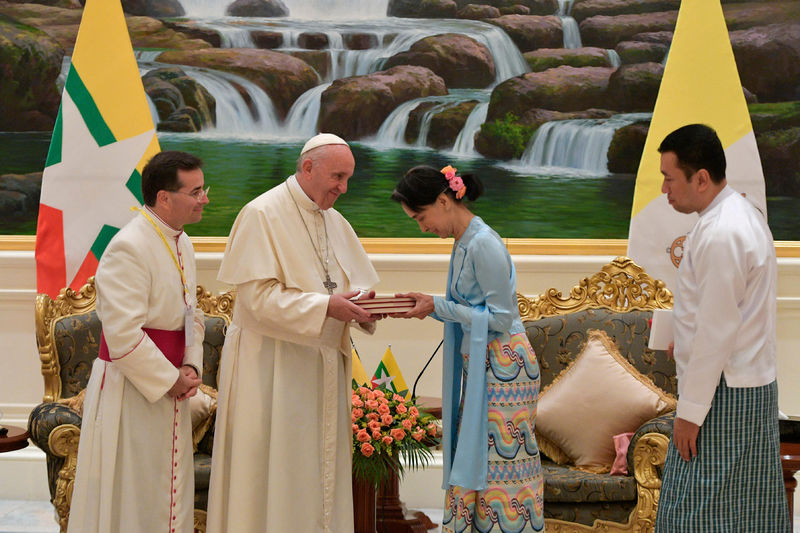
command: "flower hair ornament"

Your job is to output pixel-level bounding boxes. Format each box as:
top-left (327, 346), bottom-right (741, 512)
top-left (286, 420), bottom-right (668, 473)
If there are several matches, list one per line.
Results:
top-left (441, 165), bottom-right (466, 199)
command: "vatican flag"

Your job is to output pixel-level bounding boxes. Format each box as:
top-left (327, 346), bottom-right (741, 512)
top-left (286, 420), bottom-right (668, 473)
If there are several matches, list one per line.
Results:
top-left (35, 0), bottom-right (159, 298)
top-left (626, 0), bottom-right (766, 290)
top-left (352, 348), bottom-right (370, 387)
top-left (371, 346), bottom-right (410, 399)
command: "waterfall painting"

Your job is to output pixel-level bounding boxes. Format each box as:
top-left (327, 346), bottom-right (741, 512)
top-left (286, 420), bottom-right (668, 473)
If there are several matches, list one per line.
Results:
top-left (1, 0), bottom-right (799, 239)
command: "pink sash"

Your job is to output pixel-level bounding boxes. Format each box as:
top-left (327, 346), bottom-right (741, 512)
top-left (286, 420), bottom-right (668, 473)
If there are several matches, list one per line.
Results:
top-left (99, 328), bottom-right (185, 369)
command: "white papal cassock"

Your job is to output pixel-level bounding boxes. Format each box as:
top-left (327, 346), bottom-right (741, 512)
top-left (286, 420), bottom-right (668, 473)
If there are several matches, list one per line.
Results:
top-left (67, 208), bottom-right (205, 533)
top-left (207, 176), bottom-right (379, 533)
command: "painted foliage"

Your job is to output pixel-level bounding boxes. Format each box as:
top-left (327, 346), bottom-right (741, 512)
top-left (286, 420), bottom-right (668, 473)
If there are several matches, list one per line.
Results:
top-left (1, 0), bottom-right (799, 239)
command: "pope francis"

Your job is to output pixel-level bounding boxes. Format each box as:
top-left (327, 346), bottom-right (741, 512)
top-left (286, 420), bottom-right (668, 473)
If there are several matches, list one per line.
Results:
top-left (207, 134), bottom-right (380, 533)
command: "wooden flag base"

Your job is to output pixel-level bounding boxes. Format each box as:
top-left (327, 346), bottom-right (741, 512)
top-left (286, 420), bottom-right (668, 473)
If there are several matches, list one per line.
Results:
top-left (377, 470), bottom-right (435, 533)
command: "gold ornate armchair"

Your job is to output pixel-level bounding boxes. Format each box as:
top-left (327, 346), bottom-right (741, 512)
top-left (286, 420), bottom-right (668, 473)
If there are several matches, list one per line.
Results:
top-left (518, 256), bottom-right (675, 532)
top-left (28, 277), bottom-right (234, 533)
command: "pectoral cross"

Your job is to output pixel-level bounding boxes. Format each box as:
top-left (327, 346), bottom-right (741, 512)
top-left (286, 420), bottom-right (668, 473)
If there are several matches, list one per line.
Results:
top-left (323, 274), bottom-right (337, 295)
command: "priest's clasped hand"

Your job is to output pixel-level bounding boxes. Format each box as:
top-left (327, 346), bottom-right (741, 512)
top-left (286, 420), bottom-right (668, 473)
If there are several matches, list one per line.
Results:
top-left (327, 290), bottom-right (380, 323)
top-left (168, 365), bottom-right (202, 401)
top-left (391, 292), bottom-right (434, 320)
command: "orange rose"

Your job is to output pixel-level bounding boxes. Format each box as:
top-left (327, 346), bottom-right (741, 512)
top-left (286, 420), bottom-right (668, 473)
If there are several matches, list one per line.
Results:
top-left (396, 404), bottom-right (407, 414)
top-left (382, 435), bottom-right (393, 446)
top-left (410, 406), bottom-right (419, 417)
top-left (372, 430), bottom-right (382, 440)
top-left (367, 413), bottom-right (380, 421)
top-left (390, 428), bottom-right (406, 441)
top-left (373, 389), bottom-right (386, 398)
top-left (365, 399), bottom-right (379, 410)
top-left (360, 442), bottom-right (375, 457)
top-left (402, 419), bottom-right (413, 430)
top-left (352, 424), bottom-right (359, 433)
top-left (352, 408), bottom-right (364, 419)
top-left (377, 404), bottom-right (390, 415)
top-left (352, 396), bottom-right (364, 408)
top-left (356, 429), bottom-right (371, 443)
top-left (381, 414), bottom-right (393, 426)
top-left (368, 420), bottom-right (381, 432)
top-left (393, 394), bottom-right (405, 402)
top-left (412, 429), bottom-right (425, 442)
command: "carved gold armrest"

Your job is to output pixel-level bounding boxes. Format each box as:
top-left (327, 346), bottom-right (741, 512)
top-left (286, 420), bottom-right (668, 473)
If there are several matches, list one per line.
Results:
top-left (194, 509), bottom-right (207, 533)
top-left (627, 432), bottom-right (670, 532)
top-left (48, 424), bottom-right (81, 533)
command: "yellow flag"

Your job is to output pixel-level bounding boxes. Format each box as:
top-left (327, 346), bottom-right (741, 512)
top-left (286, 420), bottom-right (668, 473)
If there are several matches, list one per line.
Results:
top-left (352, 349), bottom-right (370, 387)
top-left (36, 0), bottom-right (159, 298)
top-left (371, 346), bottom-right (410, 399)
top-left (626, 0), bottom-right (765, 290)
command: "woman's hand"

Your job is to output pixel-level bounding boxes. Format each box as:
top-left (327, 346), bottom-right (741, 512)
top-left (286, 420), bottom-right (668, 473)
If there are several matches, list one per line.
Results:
top-left (392, 292), bottom-right (434, 320)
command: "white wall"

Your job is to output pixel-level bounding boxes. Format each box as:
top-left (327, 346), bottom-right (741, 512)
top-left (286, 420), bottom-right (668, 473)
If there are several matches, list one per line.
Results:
top-left (2, 250), bottom-right (800, 505)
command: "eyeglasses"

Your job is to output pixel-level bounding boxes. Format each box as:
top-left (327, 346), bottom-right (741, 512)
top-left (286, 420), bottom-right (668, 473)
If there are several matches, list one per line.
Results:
top-left (171, 186), bottom-right (210, 201)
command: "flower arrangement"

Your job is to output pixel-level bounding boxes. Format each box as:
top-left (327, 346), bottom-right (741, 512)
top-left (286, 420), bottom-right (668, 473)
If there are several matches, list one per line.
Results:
top-left (351, 384), bottom-right (439, 487)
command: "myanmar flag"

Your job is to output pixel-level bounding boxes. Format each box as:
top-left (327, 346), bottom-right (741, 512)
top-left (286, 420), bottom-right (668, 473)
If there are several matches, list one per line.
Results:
top-left (35, 0), bottom-right (160, 298)
top-left (626, 0), bottom-right (766, 290)
top-left (352, 348), bottom-right (370, 387)
top-left (371, 346), bottom-right (410, 399)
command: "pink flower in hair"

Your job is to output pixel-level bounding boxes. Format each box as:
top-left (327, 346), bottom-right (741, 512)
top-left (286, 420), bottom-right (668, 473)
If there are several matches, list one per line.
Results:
top-left (441, 165), bottom-right (466, 199)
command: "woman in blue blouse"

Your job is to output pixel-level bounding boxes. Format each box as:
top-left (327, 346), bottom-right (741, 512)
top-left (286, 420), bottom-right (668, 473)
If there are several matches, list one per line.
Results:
top-left (391, 165), bottom-right (545, 533)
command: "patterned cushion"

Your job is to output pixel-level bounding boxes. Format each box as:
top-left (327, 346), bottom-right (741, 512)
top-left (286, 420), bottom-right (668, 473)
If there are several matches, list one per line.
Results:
top-left (525, 308), bottom-right (677, 396)
top-left (194, 453), bottom-right (212, 511)
top-left (543, 460), bottom-right (636, 503)
top-left (53, 311), bottom-right (102, 398)
top-left (544, 500), bottom-right (637, 527)
top-left (202, 316), bottom-right (226, 388)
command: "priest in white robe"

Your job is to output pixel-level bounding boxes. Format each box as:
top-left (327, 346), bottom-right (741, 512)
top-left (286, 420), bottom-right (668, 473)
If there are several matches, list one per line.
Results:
top-left (67, 151), bottom-right (208, 533)
top-left (207, 134), bottom-right (380, 533)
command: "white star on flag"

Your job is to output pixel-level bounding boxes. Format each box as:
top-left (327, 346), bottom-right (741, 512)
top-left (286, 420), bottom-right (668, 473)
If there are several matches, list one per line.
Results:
top-left (40, 89), bottom-right (155, 286)
top-left (372, 374), bottom-right (395, 388)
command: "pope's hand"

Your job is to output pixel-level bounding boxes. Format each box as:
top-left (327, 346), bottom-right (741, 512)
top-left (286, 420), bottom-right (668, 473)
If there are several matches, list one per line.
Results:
top-left (328, 290), bottom-right (378, 323)
top-left (391, 292), bottom-right (434, 319)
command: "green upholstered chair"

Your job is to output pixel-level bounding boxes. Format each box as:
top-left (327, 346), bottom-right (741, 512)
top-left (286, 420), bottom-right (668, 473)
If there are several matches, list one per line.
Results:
top-left (517, 256), bottom-right (676, 533)
top-left (28, 278), bottom-right (234, 533)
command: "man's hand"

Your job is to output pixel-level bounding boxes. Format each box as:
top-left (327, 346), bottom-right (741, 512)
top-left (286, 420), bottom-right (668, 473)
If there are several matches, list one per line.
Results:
top-left (673, 417), bottom-right (700, 461)
top-left (327, 290), bottom-right (377, 323)
top-left (391, 292), bottom-right (434, 320)
top-left (168, 366), bottom-right (202, 401)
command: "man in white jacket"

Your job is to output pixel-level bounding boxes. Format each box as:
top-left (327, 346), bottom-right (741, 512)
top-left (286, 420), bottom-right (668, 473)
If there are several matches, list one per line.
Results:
top-left (654, 124), bottom-right (788, 532)
top-left (67, 151), bottom-right (208, 533)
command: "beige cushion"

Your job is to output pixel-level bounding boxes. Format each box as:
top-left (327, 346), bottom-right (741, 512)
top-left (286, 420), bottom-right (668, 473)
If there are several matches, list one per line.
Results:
top-left (535, 330), bottom-right (676, 472)
top-left (189, 384), bottom-right (217, 451)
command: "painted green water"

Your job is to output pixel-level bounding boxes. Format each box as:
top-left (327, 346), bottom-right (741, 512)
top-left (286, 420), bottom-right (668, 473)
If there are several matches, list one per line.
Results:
top-left (3, 132), bottom-right (800, 240)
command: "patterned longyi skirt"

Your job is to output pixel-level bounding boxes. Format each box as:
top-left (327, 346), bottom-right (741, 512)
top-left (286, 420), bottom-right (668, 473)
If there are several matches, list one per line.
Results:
top-left (442, 332), bottom-right (545, 533)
